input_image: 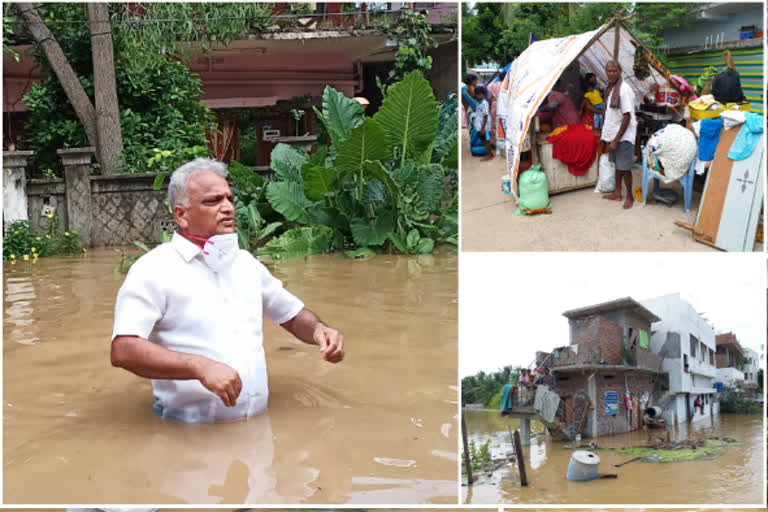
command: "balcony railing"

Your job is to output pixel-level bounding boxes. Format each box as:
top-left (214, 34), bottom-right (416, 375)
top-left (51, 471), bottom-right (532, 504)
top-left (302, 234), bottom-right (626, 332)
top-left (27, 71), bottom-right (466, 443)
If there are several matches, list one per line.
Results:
top-left (687, 358), bottom-right (717, 378)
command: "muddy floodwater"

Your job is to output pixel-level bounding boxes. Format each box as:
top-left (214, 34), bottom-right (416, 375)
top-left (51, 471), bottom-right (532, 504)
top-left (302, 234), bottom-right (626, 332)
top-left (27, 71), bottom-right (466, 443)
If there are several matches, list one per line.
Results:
top-left (463, 409), bottom-right (763, 504)
top-left (4, 248), bottom-right (458, 504)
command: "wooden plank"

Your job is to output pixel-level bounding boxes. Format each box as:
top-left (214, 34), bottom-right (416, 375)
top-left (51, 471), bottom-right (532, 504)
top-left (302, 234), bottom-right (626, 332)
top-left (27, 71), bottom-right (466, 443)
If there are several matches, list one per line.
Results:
top-left (513, 429), bottom-right (528, 486)
top-left (462, 414), bottom-right (473, 485)
top-left (694, 126), bottom-right (740, 243)
top-left (715, 132), bottom-right (764, 251)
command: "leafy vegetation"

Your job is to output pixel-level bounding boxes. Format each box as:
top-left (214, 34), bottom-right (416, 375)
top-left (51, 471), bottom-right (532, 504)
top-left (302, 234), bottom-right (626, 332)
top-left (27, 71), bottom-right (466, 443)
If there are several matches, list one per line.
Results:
top-left (3, 217), bottom-right (83, 262)
top-left (380, 8), bottom-right (438, 90)
top-left (462, 366), bottom-right (521, 407)
top-left (462, 3), bottom-right (696, 71)
top-left (260, 70), bottom-right (457, 258)
top-left (19, 3), bottom-right (216, 176)
top-left (462, 438), bottom-right (493, 473)
top-left (719, 389), bottom-right (762, 414)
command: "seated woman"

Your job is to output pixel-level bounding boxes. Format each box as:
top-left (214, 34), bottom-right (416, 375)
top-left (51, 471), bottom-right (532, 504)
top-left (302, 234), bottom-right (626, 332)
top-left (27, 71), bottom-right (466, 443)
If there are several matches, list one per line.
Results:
top-left (538, 79), bottom-right (581, 130)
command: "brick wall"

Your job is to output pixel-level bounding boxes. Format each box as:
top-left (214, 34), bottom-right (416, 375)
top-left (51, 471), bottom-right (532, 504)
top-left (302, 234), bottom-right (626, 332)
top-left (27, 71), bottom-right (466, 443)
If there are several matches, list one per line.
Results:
top-left (554, 370), bottom-right (656, 437)
top-left (594, 372), bottom-right (655, 436)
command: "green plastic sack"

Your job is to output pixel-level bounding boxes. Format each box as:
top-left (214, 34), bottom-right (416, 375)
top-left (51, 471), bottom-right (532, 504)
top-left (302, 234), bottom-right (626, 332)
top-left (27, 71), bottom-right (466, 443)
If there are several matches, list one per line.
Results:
top-left (515, 164), bottom-right (552, 215)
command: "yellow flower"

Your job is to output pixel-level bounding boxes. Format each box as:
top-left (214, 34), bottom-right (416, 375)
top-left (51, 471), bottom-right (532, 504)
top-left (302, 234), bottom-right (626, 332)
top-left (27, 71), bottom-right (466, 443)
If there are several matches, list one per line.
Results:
top-left (22, 254), bottom-right (29, 261)
top-left (9, 254), bottom-right (15, 260)
top-left (32, 254), bottom-right (38, 260)
top-left (82, 248), bottom-right (87, 253)
top-left (46, 212), bottom-right (54, 219)
top-left (31, 247), bottom-right (36, 252)
top-left (10, 260), bottom-right (15, 265)
top-left (64, 232), bottom-right (70, 237)
top-left (71, 229), bottom-right (78, 234)
top-left (35, 237), bottom-right (41, 241)
top-left (13, 230), bottom-right (18, 235)
top-left (45, 234), bottom-right (51, 239)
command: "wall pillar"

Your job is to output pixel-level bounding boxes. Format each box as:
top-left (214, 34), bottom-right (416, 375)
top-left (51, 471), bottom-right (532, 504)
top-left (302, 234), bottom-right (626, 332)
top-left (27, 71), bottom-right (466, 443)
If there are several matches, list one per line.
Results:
top-left (2, 150), bottom-right (33, 232)
top-left (58, 147), bottom-right (95, 247)
top-left (520, 417), bottom-right (531, 446)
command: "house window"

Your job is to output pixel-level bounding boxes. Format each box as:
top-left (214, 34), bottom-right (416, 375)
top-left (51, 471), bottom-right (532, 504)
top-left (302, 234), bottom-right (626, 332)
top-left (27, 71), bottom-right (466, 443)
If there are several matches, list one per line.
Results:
top-left (689, 335), bottom-right (698, 358)
top-left (683, 354), bottom-right (689, 371)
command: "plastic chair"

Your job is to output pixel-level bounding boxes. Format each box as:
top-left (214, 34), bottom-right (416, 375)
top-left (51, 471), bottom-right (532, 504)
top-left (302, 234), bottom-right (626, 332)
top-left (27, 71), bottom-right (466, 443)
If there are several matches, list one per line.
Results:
top-left (641, 146), bottom-right (695, 213)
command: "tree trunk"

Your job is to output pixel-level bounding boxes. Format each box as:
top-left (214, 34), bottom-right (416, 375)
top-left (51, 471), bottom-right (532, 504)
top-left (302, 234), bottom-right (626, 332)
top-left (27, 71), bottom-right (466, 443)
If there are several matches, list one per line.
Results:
top-left (15, 4), bottom-right (99, 153)
top-left (87, 3), bottom-right (123, 174)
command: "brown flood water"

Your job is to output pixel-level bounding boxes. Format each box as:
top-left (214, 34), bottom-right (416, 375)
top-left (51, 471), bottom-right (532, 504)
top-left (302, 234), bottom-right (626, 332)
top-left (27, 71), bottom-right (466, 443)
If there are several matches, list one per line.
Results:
top-left (463, 409), bottom-right (763, 504)
top-left (3, 248), bottom-right (458, 504)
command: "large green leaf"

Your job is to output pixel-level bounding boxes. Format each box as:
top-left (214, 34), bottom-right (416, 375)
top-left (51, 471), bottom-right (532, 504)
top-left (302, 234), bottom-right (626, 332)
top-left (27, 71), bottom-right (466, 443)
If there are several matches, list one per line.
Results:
top-left (442, 141), bottom-right (458, 169)
top-left (270, 143), bottom-right (308, 183)
top-left (314, 86), bottom-right (364, 146)
top-left (350, 211), bottom-right (395, 247)
top-left (265, 181), bottom-right (313, 223)
top-left (302, 166), bottom-right (339, 201)
top-left (363, 160), bottom-right (400, 209)
top-left (433, 102), bottom-right (458, 164)
top-left (373, 70), bottom-right (439, 165)
top-left (335, 118), bottom-right (390, 179)
top-left (393, 163), bottom-right (444, 212)
top-left (307, 205), bottom-right (347, 229)
top-left (246, 202), bottom-right (262, 231)
top-left (256, 226), bottom-right (333, 259)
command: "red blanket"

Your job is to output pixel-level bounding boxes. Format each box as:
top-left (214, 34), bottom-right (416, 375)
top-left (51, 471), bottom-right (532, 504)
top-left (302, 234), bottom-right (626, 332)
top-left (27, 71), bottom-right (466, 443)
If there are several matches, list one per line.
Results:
top-left (546, 123), bottom-right (599, 176)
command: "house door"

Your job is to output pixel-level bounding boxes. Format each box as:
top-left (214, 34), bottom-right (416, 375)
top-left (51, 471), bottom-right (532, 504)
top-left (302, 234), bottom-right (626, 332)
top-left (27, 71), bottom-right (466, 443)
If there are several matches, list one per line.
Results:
top-left (685, 393), bottom-right (691, 420)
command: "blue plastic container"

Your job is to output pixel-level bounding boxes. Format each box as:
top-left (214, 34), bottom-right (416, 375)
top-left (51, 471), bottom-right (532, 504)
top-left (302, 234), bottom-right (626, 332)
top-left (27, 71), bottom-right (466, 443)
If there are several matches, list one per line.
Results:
top-left (566, 450), bottom-right (600, 481)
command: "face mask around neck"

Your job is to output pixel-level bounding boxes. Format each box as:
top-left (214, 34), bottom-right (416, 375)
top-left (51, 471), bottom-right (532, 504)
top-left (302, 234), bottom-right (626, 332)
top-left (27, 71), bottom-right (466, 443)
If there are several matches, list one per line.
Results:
top-left (182, 232), bottom-right (240, 273)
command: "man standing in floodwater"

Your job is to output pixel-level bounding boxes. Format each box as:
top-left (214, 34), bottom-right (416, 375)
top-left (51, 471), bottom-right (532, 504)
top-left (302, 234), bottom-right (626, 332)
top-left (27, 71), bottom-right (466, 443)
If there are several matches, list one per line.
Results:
top-left (110, 158), bottom-right (344, 423)
top-left (601, 59), bottom-right (637, 209)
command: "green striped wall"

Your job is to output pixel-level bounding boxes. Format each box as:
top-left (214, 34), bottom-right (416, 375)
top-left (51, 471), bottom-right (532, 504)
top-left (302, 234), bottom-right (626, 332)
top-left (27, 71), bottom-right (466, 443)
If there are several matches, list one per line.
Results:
top-left (667, 47), bottom-right (763, 114)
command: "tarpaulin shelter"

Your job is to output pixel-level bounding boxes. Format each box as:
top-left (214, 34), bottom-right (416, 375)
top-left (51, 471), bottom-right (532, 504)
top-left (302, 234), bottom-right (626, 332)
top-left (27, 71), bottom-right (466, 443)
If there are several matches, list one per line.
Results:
top-left (496, 19), bottom-right (680, 197)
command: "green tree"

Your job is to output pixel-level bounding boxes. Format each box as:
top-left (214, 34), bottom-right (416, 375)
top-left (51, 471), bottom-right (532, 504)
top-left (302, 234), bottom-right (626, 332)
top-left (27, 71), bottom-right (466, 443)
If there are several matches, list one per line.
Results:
top-left (9, 3), bottom-right (273, 174)
top-left (462, 365), bottom-right (521, 407)
top-left (462, 3), bottom-right (696, 69)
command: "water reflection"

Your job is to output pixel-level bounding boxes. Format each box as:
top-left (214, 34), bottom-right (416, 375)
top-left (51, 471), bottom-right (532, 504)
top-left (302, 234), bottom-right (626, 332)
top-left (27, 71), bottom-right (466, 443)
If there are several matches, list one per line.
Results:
top-left (4, 248), bottom-right (458, 504)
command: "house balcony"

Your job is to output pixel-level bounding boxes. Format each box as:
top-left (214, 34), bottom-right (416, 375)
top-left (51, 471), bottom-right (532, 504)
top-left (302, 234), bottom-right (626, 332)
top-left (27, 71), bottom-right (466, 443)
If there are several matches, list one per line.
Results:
top-left (550, 342), bottom-right (664, 373)
top-left (686, 359), bottom-right (717, 378)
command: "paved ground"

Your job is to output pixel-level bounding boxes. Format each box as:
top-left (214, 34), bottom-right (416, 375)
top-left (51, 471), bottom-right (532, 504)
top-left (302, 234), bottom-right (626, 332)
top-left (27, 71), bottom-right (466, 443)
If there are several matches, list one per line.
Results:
top-left (460, 129), bottom-right (760, 252)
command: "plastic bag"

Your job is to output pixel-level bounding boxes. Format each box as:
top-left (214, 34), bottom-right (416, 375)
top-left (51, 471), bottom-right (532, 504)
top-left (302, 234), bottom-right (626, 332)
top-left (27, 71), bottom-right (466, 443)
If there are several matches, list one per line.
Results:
top-left (516, 164), bottom-right (552, 215)
top-left (594, 153), bottom-right (615, 193)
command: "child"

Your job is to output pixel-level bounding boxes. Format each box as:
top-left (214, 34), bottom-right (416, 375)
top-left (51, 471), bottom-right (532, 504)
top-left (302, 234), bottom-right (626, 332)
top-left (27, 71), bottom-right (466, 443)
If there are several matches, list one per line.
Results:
top-left (471, 85), bottom-right (493, 160)
top-left (581, 73), bottom-right (604, 132)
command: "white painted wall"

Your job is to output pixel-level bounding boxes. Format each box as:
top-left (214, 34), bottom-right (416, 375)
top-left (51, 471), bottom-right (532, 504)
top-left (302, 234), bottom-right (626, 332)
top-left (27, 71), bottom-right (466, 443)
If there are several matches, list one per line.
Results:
top-left (743, 347), bottom-right (759, 385)
top-left (717, 367), bottom-right (745, 386)
top-left (642, 294), bottom-right (717, 395)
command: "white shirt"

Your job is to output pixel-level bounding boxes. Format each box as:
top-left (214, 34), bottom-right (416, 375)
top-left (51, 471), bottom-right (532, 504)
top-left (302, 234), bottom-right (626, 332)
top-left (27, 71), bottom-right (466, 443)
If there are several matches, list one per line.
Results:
top-left (112, 232), bottom-right (304, 423)
top-left (602, 81), bottom-right (637, 144)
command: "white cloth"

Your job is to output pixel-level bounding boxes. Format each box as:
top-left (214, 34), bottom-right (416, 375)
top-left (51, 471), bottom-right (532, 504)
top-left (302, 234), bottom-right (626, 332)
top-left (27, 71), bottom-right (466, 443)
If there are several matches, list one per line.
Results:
top-left (721, 110), bottom-right (746, 130)
top-left (602, 82), bottom-right (637, 144)
top-left (646, 124), bottom-right (698, 183)
top-left (112, 232), bottom-right (304, 423)
top-left (533, 384), bottom-right (560, 424)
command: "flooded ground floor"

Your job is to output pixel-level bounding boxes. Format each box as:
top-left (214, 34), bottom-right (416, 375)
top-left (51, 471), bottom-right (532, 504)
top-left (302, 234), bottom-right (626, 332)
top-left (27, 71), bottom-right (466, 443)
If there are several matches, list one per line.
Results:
top-left (463, 408), bottom-right (764, 504)
top-left (4, 248), bottom-right (458, 504)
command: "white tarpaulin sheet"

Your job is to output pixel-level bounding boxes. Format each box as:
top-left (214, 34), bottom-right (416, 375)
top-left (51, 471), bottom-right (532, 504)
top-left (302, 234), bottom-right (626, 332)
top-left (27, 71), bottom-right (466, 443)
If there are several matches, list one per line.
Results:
top-left (496, 22), bottom-right (667, 196)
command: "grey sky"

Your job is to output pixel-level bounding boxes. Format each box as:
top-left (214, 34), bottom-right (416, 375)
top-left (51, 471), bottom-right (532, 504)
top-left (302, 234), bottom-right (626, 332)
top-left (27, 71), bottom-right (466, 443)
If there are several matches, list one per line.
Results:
top-left (460, 253), bottom-right (766, 377)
